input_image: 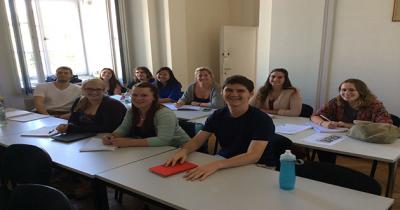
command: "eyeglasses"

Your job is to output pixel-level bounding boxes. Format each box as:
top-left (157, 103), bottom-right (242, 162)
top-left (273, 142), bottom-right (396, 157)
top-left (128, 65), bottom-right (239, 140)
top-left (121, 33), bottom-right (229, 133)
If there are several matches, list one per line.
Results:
top-left (85, 88), bottom-right (104, 92)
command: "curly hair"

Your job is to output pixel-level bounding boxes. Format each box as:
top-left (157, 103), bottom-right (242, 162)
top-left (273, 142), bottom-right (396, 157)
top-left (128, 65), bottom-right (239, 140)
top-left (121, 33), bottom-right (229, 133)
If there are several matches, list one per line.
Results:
top-left (336, 78), bottom-right (376, 109)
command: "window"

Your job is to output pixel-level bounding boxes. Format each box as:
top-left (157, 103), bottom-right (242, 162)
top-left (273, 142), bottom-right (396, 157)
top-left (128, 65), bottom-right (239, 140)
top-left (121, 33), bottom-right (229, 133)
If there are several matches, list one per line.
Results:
top-left (4, 0), bottom-right (122, 91)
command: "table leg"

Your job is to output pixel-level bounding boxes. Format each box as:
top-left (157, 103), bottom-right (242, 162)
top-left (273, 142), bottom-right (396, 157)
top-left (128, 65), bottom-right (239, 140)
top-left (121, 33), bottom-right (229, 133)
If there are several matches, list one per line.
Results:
top-left (94, 179), bottom-right (110, 210)
top-left (385, 161), bottom-right (398, 197)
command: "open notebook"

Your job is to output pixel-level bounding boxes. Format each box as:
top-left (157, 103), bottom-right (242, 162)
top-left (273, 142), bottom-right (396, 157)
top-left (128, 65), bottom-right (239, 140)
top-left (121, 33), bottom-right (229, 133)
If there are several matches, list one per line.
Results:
top-left (163, 103), bottom-right (203, 111)
top-left (311, 123), bottom-right (348, 133)
top-left (276, 124), bottom-right (312, 135)
top-left (80, 137), bottom-right (116, 152)
top-left (20, 126), bottom-right (59, 137)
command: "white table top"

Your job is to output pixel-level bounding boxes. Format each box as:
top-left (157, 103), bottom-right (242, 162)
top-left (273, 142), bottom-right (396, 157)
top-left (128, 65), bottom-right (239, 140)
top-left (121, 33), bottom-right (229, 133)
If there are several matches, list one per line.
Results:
top-left (97, 151), bottom-right (393, 210)
top-left (0, 117), bottom-right (65, 137)
top-left (0, 133), bottom-right (175, 178)
top-left (273, 116), bottom-right (400, 163)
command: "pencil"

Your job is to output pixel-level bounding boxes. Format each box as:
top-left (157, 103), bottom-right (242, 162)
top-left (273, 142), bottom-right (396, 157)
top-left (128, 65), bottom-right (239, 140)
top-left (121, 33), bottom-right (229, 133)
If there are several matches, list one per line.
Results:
top-left (320, 115), bottom-right (331, 122)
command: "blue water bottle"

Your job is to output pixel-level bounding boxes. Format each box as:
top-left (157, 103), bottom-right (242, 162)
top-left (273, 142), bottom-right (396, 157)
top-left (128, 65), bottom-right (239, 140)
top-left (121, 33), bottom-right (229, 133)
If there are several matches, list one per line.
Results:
top-left (279, 150), bottom-right (296, 190)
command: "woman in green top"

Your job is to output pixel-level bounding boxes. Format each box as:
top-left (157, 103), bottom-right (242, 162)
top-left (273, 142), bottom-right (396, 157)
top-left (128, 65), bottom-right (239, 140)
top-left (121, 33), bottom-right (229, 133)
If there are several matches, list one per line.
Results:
top-left (102, 82), bottom-right (189, 147)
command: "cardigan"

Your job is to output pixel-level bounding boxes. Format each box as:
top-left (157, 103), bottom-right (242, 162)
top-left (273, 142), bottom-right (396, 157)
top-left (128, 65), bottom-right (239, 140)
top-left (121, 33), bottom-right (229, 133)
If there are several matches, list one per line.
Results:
top-left (250, 89), bottom-right (302, 117)
top-left (67, 96), bottom-right (127, 133)
top-left (179, 82), bottom-right (225, 109)
top-left (113, 107), bottom-right (190, 147)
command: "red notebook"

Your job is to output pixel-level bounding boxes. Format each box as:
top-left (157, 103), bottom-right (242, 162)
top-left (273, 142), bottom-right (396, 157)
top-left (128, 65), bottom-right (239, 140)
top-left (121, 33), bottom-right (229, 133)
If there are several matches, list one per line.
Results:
top-left (149, 162), bottom-right (198, 177)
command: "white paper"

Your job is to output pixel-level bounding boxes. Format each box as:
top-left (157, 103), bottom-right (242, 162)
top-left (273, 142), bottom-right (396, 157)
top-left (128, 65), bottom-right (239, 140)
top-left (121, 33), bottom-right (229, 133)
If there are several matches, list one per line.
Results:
top-left (20, 126), bottom-right (59, 137)
top-left (310, 123), bottom-right (348, 133)
top-left (6, 110), bottom-right (32, 119)
top-left (8, 113), bottom-right (49, 122)
top-left (163, 103), bottom-right (203, 111)
top-left (276, 124), bottom-right (312, 135)
top-left (302, 133), bottom-right (345, 146)
top-left (80, 137), bottom-right (116, 152)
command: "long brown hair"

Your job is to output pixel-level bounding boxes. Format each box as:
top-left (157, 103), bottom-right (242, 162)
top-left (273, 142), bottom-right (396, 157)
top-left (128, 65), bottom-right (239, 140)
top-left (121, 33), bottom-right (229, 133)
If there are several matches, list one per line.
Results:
top-left (336, 78), bottom-right (376, 109)
top-left (133, 66), bottom-right (154, 83)
top-left (100, 68), bottom-right (123, 94)
top-left (74, 79), bottom-right (105, 112)
top-left (251, 68), bottom-right (296, 107)
top-left (131, 82), bottom-right (161, 134)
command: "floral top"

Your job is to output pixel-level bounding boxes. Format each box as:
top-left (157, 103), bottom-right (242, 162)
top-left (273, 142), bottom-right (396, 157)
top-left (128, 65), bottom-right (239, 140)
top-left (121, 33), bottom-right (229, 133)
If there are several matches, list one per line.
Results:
top-left (314, 98), bottom-right (393, 124)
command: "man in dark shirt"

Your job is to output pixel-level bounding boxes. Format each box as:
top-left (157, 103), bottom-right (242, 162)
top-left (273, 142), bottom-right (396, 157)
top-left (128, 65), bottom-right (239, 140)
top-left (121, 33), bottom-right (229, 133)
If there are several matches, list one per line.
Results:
top-left (165, 75), bottom-right (275, 181)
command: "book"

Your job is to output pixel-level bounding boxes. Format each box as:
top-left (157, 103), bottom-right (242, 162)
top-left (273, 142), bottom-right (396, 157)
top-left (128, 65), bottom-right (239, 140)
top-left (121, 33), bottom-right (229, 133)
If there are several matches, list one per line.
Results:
top-left (52, 132), bottom-right (96, 143)
top-left (8, 113), bottom-right (49, 122)
top-left (80, 137), bottom-right (116, 152)
top-left (149, 162), bottom-right (198, 177)
top-left (302, 133), bottom-right (345, 146)
top-left (6, 110), bottom-right (32, 119)
top-left (20, 126), bottom-right (59, 137)
top-left (276, 124), bottom-right (312, 135)
top-left (311, 123), bottom-right (348, 133)
top-left (163, 103), bottom-right (203, 111)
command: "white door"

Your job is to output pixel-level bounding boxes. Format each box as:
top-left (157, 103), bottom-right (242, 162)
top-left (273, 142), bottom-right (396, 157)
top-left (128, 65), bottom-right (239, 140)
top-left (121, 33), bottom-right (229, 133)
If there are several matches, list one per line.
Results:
top-left (220, 26), bottom-right (258, 84)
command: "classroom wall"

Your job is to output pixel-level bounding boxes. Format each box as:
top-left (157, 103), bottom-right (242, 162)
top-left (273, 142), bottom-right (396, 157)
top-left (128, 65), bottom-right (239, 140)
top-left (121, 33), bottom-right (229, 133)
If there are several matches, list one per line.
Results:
top-left (328, 0), bottom-right (400, 116)
top-left (258, 0), bottom-right (325, 107)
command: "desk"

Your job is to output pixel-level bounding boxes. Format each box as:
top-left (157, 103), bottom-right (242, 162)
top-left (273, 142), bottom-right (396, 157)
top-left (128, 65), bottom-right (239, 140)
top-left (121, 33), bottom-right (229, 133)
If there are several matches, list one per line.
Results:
top-left (273, 116), bottom-right (400, 197)
top-left (0, 116), bottom-right (64, 137)
top-left (97, 151), bottom-right (393, 210)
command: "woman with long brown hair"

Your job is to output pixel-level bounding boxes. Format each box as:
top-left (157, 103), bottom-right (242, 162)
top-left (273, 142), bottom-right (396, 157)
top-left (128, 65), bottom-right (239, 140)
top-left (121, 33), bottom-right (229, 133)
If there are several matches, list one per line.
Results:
top-left (102, 82), bottom-right (189, 147)
top-left (250, 68), bottom-right (302, 116)
top-left (99, 68), bottom-right (125, 95)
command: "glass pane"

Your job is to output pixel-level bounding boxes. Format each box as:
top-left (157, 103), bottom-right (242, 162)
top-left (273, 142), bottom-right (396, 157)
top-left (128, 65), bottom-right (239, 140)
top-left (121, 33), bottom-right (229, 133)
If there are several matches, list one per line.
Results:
top-left (37, 0), bottom-right (87, 75)
top-left (80, 0), bottom-right (113, 77)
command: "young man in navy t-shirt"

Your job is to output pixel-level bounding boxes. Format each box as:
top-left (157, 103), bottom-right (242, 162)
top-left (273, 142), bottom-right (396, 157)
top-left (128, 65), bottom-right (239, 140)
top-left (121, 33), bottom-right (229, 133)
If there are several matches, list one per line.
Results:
top-left (165, 75), bottom-right (275, 181)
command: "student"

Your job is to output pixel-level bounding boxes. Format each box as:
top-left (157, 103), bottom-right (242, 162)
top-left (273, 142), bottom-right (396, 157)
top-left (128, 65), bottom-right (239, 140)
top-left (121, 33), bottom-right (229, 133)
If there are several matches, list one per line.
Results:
top-left (165, 75), bottom-right (275, 181)
top-left (153, 67), bottom-right (183, 103)
top-left (56, 79), bottom-right (126, 133)
top-left (250, 68), bottom-right (302, 117)
top-left (176, 67), bottom-right (224, 109)
top-left (99, 68), bottom-right (125, 96)
top-left (311, 78), bottom-right (392, 163)
top-left (33, 66), bottom-right (81, 119)
top-left (127, 66), bottom-right (154, 89)
top-left (102, 82), bottom-right (189, 147)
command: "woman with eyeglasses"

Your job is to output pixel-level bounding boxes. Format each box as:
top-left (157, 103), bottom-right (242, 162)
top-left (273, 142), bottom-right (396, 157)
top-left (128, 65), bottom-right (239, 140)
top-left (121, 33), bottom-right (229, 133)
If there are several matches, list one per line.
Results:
top-left (56, 78), bottom-right (127, 133)
top-left (102, 82), bottom-right (189, 148)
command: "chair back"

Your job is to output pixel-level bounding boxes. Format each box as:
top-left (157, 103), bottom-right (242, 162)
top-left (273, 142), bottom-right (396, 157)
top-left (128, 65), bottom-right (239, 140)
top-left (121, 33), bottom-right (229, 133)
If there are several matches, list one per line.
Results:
top-left (262, 134), bottom-right (293, 167)
top-left (178, 120), bottom-right (209, 153)
top-left (295, 160), bottom-right (381, 195)
top-left (0, 144), bottom-right (52, 188)
top-left (299, 104), bottom-right (313, 118)
top-left (8, 184), bottom-right (72, 210)
top-left (391, 114), bottom-right (400, 127)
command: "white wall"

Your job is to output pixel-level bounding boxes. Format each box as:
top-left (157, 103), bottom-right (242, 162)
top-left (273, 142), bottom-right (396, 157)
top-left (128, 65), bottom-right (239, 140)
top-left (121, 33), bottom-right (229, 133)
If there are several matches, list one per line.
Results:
top-left (268, 0), bottom-right (325, 107)
top-left (328, 0), bottom-right (400, 116)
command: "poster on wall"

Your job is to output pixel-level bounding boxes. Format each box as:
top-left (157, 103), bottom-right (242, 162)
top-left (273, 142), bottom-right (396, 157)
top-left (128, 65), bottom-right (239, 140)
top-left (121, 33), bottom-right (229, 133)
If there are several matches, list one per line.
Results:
top-left (394, 0), bottom-right (400, 21)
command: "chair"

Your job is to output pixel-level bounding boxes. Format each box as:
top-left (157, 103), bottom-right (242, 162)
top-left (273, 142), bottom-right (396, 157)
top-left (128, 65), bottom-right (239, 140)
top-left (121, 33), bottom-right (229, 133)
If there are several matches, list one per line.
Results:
top-left (0, 144), bottom-right (52, 210)
top-left (8, 184), bottom-right (72, 210)
top-left (369, 113), bottom-right (400, 178)
top-left (299, 103), bottom-right (313, 118)
top-left (178, 119), bottom-right (208, 153)
top-left (262, 134), bottom-right (293, 167)
top-left (294, 160), bottom-right (381, 195)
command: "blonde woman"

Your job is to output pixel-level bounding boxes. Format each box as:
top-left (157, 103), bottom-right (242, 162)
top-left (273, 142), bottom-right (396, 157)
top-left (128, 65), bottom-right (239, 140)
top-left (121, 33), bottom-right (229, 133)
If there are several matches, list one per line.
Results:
top-left (176, 67), bottom-right (224, 109)
top-left (56, 79), bottom-right (126, 133)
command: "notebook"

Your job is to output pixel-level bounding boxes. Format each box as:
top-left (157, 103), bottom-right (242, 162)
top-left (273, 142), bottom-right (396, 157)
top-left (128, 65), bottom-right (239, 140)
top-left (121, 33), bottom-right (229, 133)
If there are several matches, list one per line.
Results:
top-left (163, 103), bottom-right (203, 111)
top-left (276, 124), bottom-right (312, 135)
top-left (79, 137), bottom-right (116, 152)
top-left (52, 132), bottom-right (96, 143)
top-left (8, 113), bottom-right (49, 122)
top-left (6, 110), bottom-right (32, 119)
top-left (149, 162), bottom-right (198, 177)
top-left (20, 126), bottom-right (59, 137)
top-left (311, 123), bottom-right (348, 133)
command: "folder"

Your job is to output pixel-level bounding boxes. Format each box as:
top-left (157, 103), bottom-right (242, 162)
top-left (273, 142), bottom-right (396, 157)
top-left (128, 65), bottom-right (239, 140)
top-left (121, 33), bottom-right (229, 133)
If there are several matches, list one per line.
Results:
top-left (149, 162), bottom-right (198, 177)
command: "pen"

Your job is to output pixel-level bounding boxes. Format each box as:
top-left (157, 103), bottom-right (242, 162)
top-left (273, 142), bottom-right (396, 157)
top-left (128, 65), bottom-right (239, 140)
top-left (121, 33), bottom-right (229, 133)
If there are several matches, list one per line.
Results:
top-left (48, 129), bottom-right (55, 134)
top-left (320, 115), bottom-right (331, 122)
